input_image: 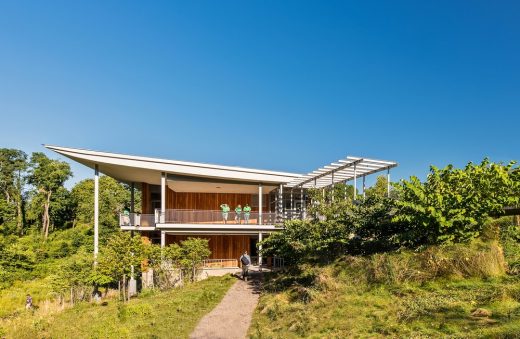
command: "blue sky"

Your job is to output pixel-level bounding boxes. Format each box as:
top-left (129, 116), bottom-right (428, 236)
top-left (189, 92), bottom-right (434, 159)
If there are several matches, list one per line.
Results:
top-left (0, 1), bottom-right (518, 186)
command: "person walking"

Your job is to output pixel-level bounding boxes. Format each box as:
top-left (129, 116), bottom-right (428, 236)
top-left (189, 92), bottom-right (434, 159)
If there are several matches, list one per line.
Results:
top-left (243, 204), bottom-right (251, 224)
top-left (239, 251), bottom-right (251, 281)
top-left (25, 294), bottom-right (33, 310)
top-left (220, 203), bottom-right (230, 224)
top-left (235, 204), bottom-right (242, 224)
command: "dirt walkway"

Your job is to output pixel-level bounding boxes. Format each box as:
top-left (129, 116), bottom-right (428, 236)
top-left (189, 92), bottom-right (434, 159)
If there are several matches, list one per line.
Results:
top-left (190, 272), bottom-right (261, 339)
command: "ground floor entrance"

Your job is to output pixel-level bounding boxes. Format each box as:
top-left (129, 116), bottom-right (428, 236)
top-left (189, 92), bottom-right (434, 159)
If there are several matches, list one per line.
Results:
top-left (164, 234), bottom-right (266, 268)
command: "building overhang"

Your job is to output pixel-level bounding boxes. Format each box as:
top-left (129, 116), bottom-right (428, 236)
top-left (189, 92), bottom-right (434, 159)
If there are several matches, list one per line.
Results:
top-left (44, 145), bottom-right (303, 187)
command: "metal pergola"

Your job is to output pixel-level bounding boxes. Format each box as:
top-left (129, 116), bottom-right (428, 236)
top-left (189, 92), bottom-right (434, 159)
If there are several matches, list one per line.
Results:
top-left (285, 156), bottom-right (398, 192)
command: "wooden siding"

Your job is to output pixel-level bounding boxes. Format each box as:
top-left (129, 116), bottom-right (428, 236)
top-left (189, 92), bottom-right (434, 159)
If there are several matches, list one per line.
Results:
top-left (166, 234), bottom-right (251, 260)
top-left (166, 188), bottom-right (270, 212)
top-left (141, 183), bottom-right (151, 214)
top-left (140, 185), bottom-right (272, 213)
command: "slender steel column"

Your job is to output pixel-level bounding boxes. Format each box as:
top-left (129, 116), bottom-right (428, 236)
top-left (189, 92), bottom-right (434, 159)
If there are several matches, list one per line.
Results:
top-left (301, 187), bottom-right (306, 219)
top-left (161, 231), bottom-right (166, 248)
top-left (278, 184), bottom-right (284, 221)
top-left (290, 189), bottom-right (293, 211)
top-left (387, 168), bottom-right (391, 197)
top-left (160, 172), bottom-right (166, 223)
top-left (362, 175), bottom-right (366, 200)
top-left (258, 183), bottom-right (263, 225)
top-left (331, 171), bottom-right (334, 202)
top-left (130, 182), bottom-right (135, 213)
top-left (258, 232), bottom-right (263, 268)
top-left (94, 164), bottom-right (99, 261)
top-left (353, 164), bottom-right (357, 200)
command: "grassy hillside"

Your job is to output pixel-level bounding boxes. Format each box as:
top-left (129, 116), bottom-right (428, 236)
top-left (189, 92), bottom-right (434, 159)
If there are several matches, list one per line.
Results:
top-left (249, 242), bottom-right (520, 338)
top-left (1, 275), bottom-right (235, 339)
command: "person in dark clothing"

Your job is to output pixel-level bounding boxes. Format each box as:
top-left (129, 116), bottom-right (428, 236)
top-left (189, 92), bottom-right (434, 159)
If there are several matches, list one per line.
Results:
top-left (239, 251), bottom-right (251, 280)
top-left (25, 294), bottom-right (33, 310)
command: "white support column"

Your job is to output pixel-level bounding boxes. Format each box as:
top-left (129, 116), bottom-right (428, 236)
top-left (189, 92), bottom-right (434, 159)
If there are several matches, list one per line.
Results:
top-left (353, 164), bottom-right (357, 200)
top-left (290, 189), bottom-right (293, 211)
top-left (278, 184), bottom-right (284, 221)
top-left (344, 180), bottom-right (347, 200)
top-left (160, 172), bottom-right (166, 223)
top-left (94, 164), bottom-right (99, 262)
top-left (258, 183), bottom-right (263, 225)
top-left (130, 182), bottom-right (135, 213)
top-left (160, 231), bottom-right (166, 248)
top-left (301, 187), bottom-right (306, 219)
top-left (387, 168), bottom-right (391, 197)
top-left (331, 171), bottom-right (334, 202)
top-left (258, 232), bottom-right (263, 269)
top-left (362, 175), bottom-right (366, 200)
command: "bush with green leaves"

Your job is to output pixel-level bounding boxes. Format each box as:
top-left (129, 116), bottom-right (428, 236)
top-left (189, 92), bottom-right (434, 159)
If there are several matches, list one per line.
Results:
top-left (262, 158), bottom-right (519, 264)
top-left (146, 237), bottom-right (211, 286)
top-left (393, 159), bottom-right (519, 245)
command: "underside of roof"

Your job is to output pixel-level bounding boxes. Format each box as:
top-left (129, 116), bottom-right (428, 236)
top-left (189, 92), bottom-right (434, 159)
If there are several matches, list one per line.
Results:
top-left (44, 145), bottom-right (303, 186)
top-left (44, 145), bottom-right (398, 191)
top-left (285, 156), bottom-right (398, 188)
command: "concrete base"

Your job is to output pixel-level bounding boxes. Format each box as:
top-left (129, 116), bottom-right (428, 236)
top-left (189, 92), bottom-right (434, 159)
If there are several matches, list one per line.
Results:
top-left (128, 278), bottom-right (137, 297)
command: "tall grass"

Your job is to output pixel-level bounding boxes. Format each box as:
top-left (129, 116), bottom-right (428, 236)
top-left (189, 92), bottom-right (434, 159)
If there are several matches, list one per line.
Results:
top-left (342, 241), bottom-right (506, 286)
top-left (251, 241), bottom-right (520, 338)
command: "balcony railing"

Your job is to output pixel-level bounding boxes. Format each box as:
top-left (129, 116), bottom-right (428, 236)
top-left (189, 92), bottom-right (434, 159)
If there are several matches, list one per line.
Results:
top-left (120, 209), bottom-right (306, 227)
top-left (119, 213), bottom-right (155, 227)
top-left (202, 259), bottom-right (238, 268)
top-left (160, 209), bottom-right (279, 225)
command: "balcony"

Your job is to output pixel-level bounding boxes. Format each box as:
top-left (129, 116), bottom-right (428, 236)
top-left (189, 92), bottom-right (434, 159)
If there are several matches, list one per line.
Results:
top-left (120, 209), bottom-right (305, 228)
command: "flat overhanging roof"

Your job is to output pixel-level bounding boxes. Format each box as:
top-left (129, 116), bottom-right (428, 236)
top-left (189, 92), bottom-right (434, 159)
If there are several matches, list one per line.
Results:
top-left (44, 145), bottom-right (303, 186)
top-left (285, 156), bottom-right (398, 188)
top-left (45, 145), bottom-right (397, 191)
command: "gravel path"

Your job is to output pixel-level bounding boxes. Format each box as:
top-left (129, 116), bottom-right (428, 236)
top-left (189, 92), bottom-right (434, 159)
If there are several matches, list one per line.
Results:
top-left (190, 272), bottom-right (261, 339)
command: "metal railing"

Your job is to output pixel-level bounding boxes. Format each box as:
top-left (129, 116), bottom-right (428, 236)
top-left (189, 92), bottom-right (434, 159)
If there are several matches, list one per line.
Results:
top-left (160, 209), bottom-right (278, 225)
top-left (202, 259), bottom-right (239, 268)
top-left (120, 209), bottom-right (305, 227)
top-left (273, 257), bottom-right (285, 269)
top-left (119, 213), bottom-right (155, 227)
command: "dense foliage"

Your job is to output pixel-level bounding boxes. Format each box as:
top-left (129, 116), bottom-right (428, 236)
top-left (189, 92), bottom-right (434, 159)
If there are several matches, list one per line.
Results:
top-left (262, 159), bottom-right (520, 265)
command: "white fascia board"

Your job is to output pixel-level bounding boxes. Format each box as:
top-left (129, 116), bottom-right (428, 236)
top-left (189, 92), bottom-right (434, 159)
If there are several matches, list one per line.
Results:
top-left (45, 145), bottom-right (303, 184)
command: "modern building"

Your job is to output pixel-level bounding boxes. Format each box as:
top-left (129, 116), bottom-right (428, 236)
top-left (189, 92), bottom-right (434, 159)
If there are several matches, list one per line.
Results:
top-left (46, 145), bottom-right (397, 268)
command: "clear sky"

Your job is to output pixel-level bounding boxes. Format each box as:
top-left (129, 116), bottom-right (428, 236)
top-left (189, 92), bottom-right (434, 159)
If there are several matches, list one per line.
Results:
top-left (0, 1), bottom-right (518, 186)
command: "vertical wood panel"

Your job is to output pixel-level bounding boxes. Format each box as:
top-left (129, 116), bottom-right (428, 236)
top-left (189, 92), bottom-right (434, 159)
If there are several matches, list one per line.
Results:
top-left (166, 234), bottom-right (251, 260)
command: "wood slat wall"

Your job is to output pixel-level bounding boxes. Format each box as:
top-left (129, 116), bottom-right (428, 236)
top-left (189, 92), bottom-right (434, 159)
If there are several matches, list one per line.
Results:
top-left (141, 185), bottom-right (272, 213)
top-left (167, 188), bottom-right (270, 212)
top-left (141, 183), bottom-right (151, 214)
top-left (166, 234), bottom-right (251, 260)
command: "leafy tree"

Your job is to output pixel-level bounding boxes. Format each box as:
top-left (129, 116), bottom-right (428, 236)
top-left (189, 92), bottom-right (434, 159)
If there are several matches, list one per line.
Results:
top-left (95, 232), bottom-right (144, 301)
top-left (71, 176), bottom-right (139, 236)
top-left (179, 238), bottom-right (211, 282)
top-left (28, 152), bottom-right (72, 238)
top-left (261, 219), bottom-right (351, 265)
top-left (393, 159), bottom-right (520, 245)
top-left (0, 149), bottom-right (28, 234)
top-left (365, 175), bottom-right (390, 199)
top-left (49, 249), bottom-right (94, 305)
